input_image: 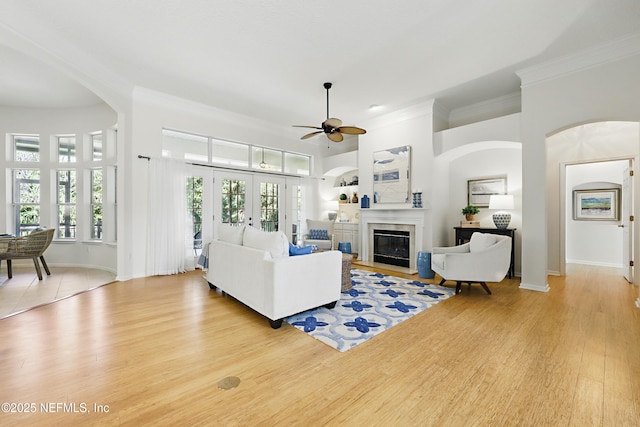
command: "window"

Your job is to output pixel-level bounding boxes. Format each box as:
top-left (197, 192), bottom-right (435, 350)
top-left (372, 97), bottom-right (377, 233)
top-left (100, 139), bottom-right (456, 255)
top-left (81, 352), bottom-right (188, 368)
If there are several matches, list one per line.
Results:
top-left (284, 152), bottom-right (310, 175)
top-left (13, 169), bottom-right (40, 236)
top-left (14, 135), bottom-right (40, 162)
top-left (90, 169), bottom-right (103, 239)
top-left (186, 176), bottom-right (203, 253)
top-left (252, 147), bottom-right (282, 172)
top-left (211, 138), bottom-right (249, 168)
top-left (221, 179), bottom-right (246, 224)
top-left (92, 132), bottom-right (103, 161)
top-left (57, 170), bottom-right (77, 238)
top-left (58, 135), bottom-right (76, 162)
top-left (162, 129), bottom-right (208, 162)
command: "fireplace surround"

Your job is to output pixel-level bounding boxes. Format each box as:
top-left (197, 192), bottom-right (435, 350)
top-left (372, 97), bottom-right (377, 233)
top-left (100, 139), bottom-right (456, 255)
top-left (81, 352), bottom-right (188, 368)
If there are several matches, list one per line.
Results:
top-left (359, 209), bottom-right (425, 272)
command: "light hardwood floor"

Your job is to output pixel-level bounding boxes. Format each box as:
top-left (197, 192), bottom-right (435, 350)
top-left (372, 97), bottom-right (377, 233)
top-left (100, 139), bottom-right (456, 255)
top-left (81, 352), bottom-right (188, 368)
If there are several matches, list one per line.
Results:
top-left (0, 266), bottom-right (116, 319)
top-left (0, 264), bottom-right (638, 426)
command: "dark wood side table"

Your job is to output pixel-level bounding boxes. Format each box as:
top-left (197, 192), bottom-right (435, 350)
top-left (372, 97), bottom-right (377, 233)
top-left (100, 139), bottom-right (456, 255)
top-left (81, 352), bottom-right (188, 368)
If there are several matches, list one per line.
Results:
top-left (453, 227), bottom-right (516, 279)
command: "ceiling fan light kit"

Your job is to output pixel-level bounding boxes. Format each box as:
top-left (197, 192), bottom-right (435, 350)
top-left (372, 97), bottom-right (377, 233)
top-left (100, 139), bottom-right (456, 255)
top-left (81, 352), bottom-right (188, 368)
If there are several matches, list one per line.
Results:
top-left (294, 82), bottom-right (366, 143)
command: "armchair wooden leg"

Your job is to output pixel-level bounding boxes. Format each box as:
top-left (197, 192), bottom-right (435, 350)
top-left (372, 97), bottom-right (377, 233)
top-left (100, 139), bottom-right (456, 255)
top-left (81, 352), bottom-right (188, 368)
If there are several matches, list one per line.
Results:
top-left (32, 257), bottom-right (43, 280)
top-left (39, 256), bottom-right (51, 276)
top-left (438, 278), bottom-right (446, 286)
top-left (479, 282), bottom-right (492, 295)
top-left (455, 281), bottom-right (462, 294)
top-left (7, 259), bottom-right (12, 278)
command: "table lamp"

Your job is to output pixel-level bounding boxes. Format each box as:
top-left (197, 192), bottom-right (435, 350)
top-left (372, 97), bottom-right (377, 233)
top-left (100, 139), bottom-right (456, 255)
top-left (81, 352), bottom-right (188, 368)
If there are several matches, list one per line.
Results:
top-left (489, 195), bottom-right (514, 229)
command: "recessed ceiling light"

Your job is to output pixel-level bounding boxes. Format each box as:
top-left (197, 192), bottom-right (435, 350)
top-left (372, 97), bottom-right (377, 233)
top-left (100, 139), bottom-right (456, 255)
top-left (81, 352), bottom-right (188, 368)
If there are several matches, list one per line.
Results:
top-left (368, 104), bottom-right (382, 110)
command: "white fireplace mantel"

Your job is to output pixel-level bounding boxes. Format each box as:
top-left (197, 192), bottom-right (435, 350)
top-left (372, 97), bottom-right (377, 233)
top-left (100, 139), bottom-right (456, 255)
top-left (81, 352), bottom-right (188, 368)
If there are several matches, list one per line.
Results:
top-left (359, 208), bottom-right (426, 268)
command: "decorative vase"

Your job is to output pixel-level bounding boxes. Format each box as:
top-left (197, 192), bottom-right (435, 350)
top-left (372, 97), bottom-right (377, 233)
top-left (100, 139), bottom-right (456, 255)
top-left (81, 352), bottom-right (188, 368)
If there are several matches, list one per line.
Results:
top-left (417, 251), bottom-right (435, 279)
top-left (352, 192), bottom-right (358, 203)
top-left (465, 214), bottom-right (476, 221)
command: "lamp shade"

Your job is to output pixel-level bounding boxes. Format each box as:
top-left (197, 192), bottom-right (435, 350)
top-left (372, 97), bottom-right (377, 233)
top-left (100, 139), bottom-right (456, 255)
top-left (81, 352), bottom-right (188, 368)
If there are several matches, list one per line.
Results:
top-left (489, 195), bottom-right (514, 210)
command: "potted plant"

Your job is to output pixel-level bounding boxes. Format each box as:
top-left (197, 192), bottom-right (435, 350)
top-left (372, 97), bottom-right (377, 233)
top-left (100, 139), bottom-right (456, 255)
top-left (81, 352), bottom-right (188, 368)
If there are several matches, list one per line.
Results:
top-left (339, 193), bottom-right (348, 204)
top-left (462, 204), bottom-right (479, 221)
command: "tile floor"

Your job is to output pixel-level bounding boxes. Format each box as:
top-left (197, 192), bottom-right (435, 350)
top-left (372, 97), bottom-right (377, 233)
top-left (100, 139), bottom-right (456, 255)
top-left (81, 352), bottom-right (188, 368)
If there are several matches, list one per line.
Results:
top-left (0, 265), bottom-right (116, 319)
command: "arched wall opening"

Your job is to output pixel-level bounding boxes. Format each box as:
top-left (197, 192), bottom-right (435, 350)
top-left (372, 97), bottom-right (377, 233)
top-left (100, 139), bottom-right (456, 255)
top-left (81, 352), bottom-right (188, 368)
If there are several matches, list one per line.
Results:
top-left (546, 121), bottom-right (640, 278)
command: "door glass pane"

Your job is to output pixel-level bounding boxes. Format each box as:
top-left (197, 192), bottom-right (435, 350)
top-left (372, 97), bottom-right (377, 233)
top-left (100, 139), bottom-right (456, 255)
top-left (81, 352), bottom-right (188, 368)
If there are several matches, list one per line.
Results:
top-left (222, 179), bottom-right (246, 224)
top-left (187, 176), bottom-right (203, 254)
top-left (260, 182), bottom-right (279, 231)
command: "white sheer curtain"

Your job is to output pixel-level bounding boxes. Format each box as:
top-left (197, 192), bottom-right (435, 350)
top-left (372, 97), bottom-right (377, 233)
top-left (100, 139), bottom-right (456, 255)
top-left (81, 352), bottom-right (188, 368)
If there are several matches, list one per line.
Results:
top-left (146, 157), bottom-right (194, 275)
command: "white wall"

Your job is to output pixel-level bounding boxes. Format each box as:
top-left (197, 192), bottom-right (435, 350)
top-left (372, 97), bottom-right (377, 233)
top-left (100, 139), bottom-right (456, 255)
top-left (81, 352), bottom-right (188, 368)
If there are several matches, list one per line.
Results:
top-left (358, 101), bottom-right (435, 251)
top-left (565, 160), bottom-right (627, 267)
top-left (520, 48), bottom-right (640, 291)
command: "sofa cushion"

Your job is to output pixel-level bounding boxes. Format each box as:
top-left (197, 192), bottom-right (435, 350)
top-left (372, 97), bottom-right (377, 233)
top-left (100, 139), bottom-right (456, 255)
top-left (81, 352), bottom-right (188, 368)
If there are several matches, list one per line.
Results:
top-left (217, 223), bottom-right (245, 245)
top-left (243, 226), bottom-right (289, 258)
top-left (469, 233), bottom-right (497, 252)
top-left (306, 219), bottom-right (335, 236)
top-left (308, 229), bottom-right (329, 240)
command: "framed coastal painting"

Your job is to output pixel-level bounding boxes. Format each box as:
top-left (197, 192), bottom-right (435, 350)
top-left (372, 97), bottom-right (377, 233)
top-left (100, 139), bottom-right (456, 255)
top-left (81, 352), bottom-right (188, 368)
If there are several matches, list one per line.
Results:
top-left (373, 145), bottom-right (411, 203)
top-left (573, 188), bottom-right (620, 221)
top-left (467, 176), bottom-right (507, 207)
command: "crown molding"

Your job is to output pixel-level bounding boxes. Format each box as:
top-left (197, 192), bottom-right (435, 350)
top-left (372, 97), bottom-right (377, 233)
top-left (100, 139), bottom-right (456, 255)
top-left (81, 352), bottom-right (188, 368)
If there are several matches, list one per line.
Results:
top-left (448, 92), bottom-right (521, 128)
top-left (517, 32), bottom-right (640, 88)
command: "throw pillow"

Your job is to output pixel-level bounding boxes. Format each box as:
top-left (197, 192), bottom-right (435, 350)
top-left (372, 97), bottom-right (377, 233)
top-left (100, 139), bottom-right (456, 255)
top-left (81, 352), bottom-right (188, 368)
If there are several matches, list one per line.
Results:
top-left (306, 219), bottom-right (335, 236)
top-left (289, 242), bottom-right (313, 256)
top-left (243, 226), bottom-right (289, 258)
top-left (469, 232), bottom-right (497, 252)
top-left (217, 223), bottom-right (245, 245)
top-left (308, 229), bottom-right (329, 240)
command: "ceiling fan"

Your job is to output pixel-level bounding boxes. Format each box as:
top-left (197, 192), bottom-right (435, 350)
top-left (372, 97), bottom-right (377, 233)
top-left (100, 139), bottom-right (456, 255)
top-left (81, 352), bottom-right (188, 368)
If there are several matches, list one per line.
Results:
top-left (293, 82), bottom-right (366, 143)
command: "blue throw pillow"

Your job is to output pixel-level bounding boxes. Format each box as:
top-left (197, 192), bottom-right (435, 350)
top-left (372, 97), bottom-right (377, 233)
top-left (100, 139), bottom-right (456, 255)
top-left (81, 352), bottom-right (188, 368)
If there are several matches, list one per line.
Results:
top-left (289, 242), bottom-right (313, 256)
top-left (309, 229), bottom-right (329, 240)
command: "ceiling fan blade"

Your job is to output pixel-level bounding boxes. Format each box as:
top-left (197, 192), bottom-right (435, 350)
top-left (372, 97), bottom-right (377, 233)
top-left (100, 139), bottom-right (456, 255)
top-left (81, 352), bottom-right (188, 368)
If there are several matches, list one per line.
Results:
top-left (338, 126), bottom-right (367, 135)
top-left (293, 125), bottom-right (322, 130)
top-left (301, 131), bottom-right (323, 140)
top-left (328, 132), bottom-right (344, 143)
top-left (324, 118), bottom-right (342, 128)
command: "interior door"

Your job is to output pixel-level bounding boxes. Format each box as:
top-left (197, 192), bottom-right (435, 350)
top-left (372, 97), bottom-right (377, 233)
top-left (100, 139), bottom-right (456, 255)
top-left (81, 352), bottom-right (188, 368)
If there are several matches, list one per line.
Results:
top-left (622, 165), bottom-right (633, 283)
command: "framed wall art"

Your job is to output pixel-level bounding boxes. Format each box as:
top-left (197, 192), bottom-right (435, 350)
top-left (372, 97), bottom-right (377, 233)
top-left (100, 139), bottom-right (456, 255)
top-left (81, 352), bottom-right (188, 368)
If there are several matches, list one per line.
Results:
top-left (467, 176), bottom-right (507, 207)
top-left (373, 145), bottom-right (411, 203)
top-left (573, 188), bottom-right (620, 221)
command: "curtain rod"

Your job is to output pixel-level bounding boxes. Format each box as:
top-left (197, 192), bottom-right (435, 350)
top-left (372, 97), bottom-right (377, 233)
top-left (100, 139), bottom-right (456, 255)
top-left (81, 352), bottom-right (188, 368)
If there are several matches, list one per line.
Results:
top-left (136, 154), bottom-right (315, 179)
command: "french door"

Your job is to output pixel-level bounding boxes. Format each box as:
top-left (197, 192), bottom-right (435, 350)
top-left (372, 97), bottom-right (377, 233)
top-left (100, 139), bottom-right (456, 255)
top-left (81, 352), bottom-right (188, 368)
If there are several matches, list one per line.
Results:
top-left (214, 170), bottom-right (289, 236)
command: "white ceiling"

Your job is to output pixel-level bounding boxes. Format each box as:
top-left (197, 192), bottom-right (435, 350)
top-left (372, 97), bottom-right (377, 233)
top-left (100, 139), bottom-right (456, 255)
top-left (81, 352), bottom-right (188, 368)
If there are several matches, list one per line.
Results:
top-left (1, 0), bottom-right (639, 127)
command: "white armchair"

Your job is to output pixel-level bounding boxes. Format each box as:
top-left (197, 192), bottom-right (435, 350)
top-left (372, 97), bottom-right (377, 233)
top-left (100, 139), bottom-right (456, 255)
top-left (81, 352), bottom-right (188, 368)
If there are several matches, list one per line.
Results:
top-left (431, 232), bottom-right (512, 295)
top-left (302, 219), bottom-right (335, 250)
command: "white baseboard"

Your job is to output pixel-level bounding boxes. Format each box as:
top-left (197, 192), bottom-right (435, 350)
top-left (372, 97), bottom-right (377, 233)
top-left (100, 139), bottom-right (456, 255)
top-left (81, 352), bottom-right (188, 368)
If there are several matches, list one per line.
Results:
top-left (566, 260), bottom-right (623, 268)
top-left (519, 282), bottom-right (550, 292)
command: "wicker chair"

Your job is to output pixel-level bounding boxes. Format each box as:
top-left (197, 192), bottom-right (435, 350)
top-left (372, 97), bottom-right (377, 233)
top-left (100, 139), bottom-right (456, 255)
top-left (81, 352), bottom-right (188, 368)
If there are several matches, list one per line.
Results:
top-left (0, 229), bottom-right (55, 280)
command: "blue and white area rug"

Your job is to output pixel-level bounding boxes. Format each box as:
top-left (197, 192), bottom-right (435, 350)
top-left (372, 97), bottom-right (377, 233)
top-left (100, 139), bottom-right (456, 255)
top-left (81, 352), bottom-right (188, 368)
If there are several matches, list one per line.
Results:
top-left (286, 269), bottom-right (455, 352)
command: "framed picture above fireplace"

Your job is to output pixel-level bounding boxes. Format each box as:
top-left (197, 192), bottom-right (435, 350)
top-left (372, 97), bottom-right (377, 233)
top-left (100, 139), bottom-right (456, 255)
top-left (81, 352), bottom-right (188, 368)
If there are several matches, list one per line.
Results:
top-left (373, 145), bottom-right (411, 204)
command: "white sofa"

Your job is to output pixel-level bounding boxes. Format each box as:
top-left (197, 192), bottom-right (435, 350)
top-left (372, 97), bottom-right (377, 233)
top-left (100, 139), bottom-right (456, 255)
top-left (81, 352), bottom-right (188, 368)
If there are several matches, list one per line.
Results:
top-left (204, 224), bottom-right (342, 328)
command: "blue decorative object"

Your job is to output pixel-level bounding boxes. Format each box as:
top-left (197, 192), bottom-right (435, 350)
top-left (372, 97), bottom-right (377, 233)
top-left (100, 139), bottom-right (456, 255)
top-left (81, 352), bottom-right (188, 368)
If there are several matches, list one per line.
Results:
top-left (286, 269), bottom-right (455, 352)
top-left (361, 195), bottom-right (370, 208)
top-left (308, 229), bottom-right (329, 240)
top-left (417, 251), bottom-right (435, 279)
top-left (289, 242), bottom-right (313, 256)
top-left (337, 242), bottom-right (352, 254)
top-left (412, 192), bottom-right (423, 208)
